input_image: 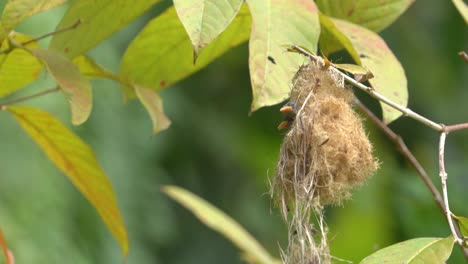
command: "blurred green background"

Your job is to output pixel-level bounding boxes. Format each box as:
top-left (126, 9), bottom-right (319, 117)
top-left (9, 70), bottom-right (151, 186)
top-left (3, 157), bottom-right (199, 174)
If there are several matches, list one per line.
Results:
top-left (0, 1), bottom-right (467, 263)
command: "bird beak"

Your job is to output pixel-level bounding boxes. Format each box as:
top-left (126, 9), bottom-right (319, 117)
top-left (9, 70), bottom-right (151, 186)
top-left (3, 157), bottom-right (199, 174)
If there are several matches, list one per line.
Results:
top-left (277, 120), bottom-right (290, 130)
top-left (280, 105), bottom-right (294, 114)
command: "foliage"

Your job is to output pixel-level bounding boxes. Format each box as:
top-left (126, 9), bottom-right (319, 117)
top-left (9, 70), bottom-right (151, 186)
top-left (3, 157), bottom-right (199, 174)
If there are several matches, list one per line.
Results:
top-left (0, 0), bottom-right (466, 263)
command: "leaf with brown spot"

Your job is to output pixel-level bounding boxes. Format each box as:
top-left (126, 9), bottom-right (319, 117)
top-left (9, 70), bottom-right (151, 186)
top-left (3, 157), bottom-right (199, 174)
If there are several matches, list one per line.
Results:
top-left (31, 49), bottom-right (92, 125)
top-left (134, 85), bottom-right (171, 135)
top-left (247, 0), bottom-right (320, 111)
top-left (173, 0), bottom-right (244, 61)
top-left (8, 106), bottom-right (128, 256)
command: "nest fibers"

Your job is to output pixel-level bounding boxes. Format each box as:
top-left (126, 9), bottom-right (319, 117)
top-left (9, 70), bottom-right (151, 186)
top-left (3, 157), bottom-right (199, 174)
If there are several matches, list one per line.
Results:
top-left (273, 61), bottom-right (378, 263)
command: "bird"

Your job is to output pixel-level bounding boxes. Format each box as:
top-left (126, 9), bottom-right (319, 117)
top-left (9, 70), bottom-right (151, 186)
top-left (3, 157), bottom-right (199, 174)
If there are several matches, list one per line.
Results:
top-left (278, 101), bottom-right (297, 130)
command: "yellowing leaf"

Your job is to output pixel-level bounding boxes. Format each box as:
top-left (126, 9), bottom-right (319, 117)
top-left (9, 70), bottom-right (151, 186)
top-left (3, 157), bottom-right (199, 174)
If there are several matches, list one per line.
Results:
top-left (360, 236), bottom-right (454, 264)
top-left (0, 0), bottom-right (66, 41)
top-left (50, 0), bottom-right (162, 58)
top-left (173, 0), bottom-right (243, 60)
top-left (331, 18), bottom-right (408, 124)
top-left (73, 55), bottom-right (119, 81)
top-left (162, 186), bottom-right (279, 264)
top-left (31, 49), bottom-right (92, 125)
top-left (246, 0), bottom-right (320, 111)
top-left (121, 5), bottom-right (250, 98)
top-left (316, 0), bottom-right (415, 33)
top-left (0, 227), bottom-right (14, 264)
top-left (8, 106), bottom-right (128, 256)
top-left (0, 33), bottom-right (42, 98)
top-left (452, 0), bottom-right (468, 24)
top-left (134, 85), bottom-right (171, 135)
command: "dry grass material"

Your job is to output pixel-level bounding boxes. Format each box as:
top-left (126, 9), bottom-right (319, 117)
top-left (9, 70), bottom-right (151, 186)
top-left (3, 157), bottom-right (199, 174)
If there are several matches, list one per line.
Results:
top-left (273, 62), bottom-right (378, 264)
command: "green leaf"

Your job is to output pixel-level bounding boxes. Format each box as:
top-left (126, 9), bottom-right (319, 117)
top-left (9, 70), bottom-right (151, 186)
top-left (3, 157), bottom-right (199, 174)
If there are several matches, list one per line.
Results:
top-left (121, 5), bottom-right (250, 98)
top-left (173, 0), bottom-right (243, 60)
top-left (453, 215), bottom-right (468, 237)
top-left (332, 18), bottom-right (408, 124)
top-left (361, 236), bottom-right (454, 264)
top-left (316, 0), bottom-right (415, 33)
top-left (452, 0), bottom-right (468, 24)
top-left (30, 49), bottom-right (92, 125)
top-left (333, 63), bottom-right (369, 75)
top-left (162, 186), bottom-right (279, 264)
top-left (0, 32), bottom-right (42, 98)
top-left (73, 55), bottom-right (119, 81)
top-left (0, 0), bottom-right (66, 41)
top-left (318, 13), bottom-right (358, 58)
top-left (134, 85), bottom-right (171, 135)
top-left (0, 227), bottom-right (14, 264)
top-left (49, 0), bottom-right (162, 58)
top-left (246, 0), bottom-right (320, 111)
top-left (8, 106), bottom-right (128, 256)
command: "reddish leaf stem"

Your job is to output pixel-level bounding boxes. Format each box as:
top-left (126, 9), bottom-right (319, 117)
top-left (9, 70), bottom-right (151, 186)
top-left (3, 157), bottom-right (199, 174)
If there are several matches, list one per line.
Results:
top-left (445, 123), bottom-right (468, 133)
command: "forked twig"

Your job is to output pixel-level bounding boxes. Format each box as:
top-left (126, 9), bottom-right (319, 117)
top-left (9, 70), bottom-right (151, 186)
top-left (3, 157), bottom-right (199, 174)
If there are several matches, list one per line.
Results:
top-left (355, 99), bottom-right (468, 259)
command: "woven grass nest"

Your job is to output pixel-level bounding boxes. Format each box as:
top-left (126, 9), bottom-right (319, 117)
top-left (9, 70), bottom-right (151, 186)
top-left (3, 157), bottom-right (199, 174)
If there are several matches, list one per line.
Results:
top-left (273, 61), bottom-right (378, 263)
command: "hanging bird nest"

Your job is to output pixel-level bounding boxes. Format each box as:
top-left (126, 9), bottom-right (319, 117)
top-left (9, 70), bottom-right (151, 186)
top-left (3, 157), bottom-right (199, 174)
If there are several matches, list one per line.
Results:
top-left (272, 60), bottom-right (378, 264)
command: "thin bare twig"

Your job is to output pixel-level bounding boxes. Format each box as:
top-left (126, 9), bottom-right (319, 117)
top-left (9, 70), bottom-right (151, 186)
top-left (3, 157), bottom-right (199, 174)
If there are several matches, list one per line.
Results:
top-left (0, 87), bottom-right (60, 110)
top-left (355, 100), bottom-right (468, 259)
top-left (0, 19), bottom-right (81, 54)
top-left (354, 99), bottom-right (445, 211)
top-left (438, 132), bottom-right (464, 245)
top-left (22, 19), bottom-right (81, 46)
top-left (445, 123), bottom-right (468, 133)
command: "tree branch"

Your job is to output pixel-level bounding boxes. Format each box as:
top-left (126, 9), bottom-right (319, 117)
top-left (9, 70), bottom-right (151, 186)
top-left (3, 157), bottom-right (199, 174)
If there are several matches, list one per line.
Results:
top-left (445, 123), bottom-right (468, 133)
top-left (438, 132), bottom-right (464, 245)
top-left (354, 99), bottom-right (445, 211)
top-left (355, 99), bottom-right (468, 259)
top-left (0, 19), bottom-right (81, 54)
top-left (0, 86), bottom-right (60, 110)
top-left (22, 19), bottom-right (82, 46)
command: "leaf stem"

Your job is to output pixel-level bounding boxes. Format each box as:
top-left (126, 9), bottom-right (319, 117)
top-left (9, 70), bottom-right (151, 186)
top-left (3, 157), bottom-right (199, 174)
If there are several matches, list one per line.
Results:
top-left (0, 19), bottom-right (81, 54)
top-left (0, 86), bottom-right (60, 110)
top-left (22, 19), bottom-right (82, 46)
top-left (438, 132), bottom-right (464, 245)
